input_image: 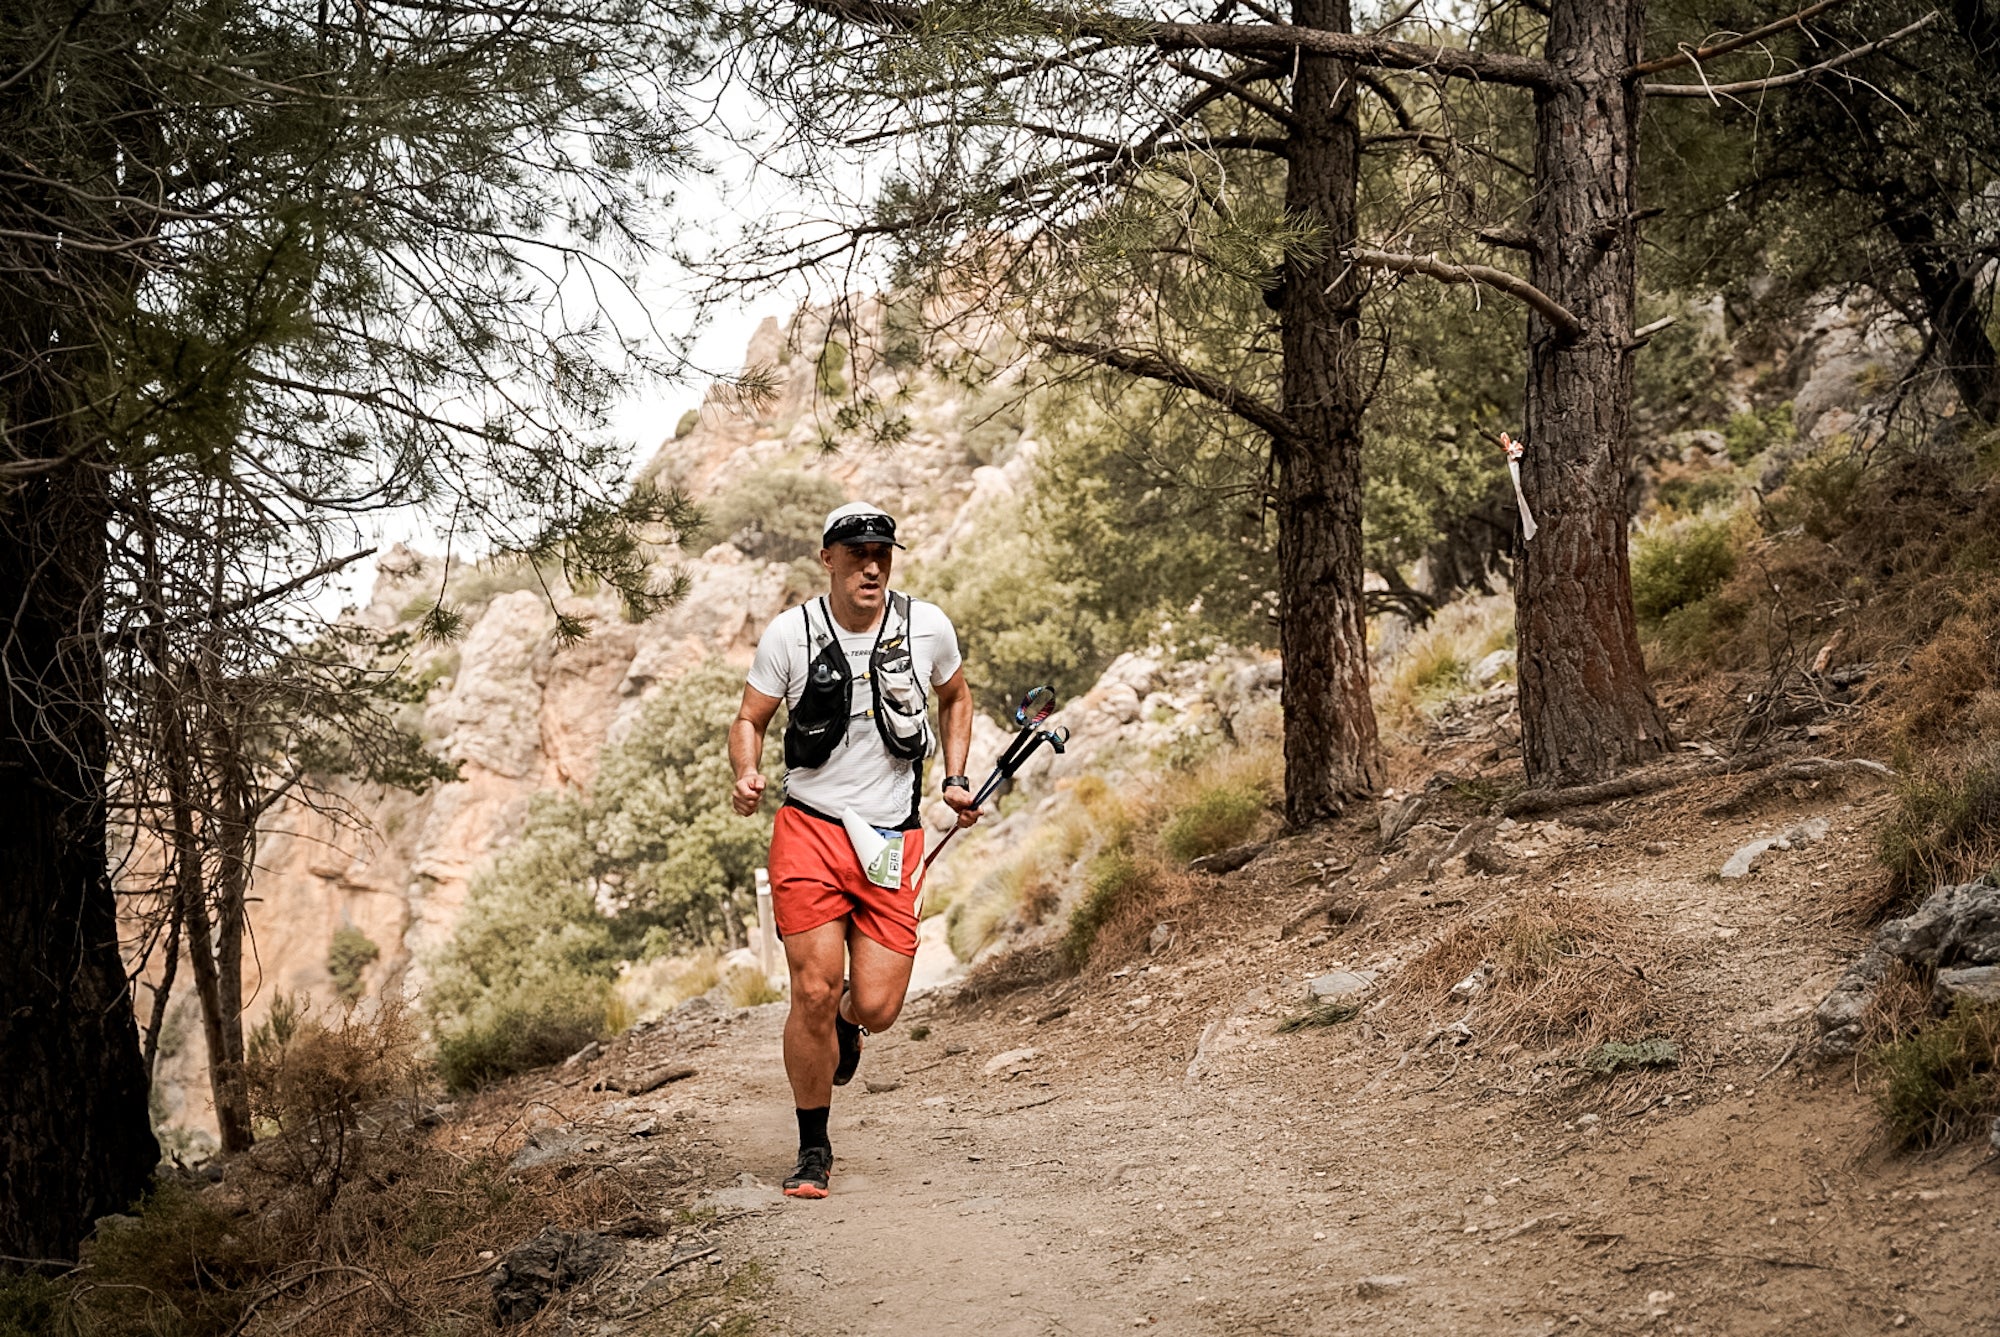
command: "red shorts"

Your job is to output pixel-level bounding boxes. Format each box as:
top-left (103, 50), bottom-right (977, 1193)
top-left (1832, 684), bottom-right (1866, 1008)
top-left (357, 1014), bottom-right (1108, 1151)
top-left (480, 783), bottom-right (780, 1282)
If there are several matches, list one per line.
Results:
top-left (768, 804), bottom-right (926, 957)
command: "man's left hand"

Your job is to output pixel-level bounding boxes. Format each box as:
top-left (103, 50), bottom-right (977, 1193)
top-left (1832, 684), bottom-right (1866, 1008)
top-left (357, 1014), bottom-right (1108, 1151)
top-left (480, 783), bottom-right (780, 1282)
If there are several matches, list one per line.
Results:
top-left (943, 783), bottom-right (982, 828)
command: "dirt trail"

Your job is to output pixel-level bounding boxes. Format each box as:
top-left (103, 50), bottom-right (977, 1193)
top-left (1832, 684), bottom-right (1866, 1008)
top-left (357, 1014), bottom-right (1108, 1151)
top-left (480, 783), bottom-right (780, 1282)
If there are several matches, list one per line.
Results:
top-left (565, 786), bottom-right (1999, 1336)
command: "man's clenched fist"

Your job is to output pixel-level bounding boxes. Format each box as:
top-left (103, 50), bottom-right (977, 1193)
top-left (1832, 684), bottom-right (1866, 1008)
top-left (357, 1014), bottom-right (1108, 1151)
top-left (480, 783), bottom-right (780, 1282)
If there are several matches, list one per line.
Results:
top-left (732, 771), bottom-right (767, 816)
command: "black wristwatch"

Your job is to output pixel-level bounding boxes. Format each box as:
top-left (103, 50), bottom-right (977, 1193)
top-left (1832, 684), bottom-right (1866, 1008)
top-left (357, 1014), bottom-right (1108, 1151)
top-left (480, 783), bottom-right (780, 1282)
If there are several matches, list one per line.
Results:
top-left (942, 774), bottom-right (971, 794)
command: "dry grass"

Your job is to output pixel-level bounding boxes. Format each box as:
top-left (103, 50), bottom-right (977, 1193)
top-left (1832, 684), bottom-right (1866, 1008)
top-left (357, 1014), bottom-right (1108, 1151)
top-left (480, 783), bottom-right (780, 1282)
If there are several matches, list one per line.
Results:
top-left (1388, 890), bottom-right (1662, 1051)
top-left (1375, 591), bottom-right (1513, 727)
top-left (13, 995), bottom-right (754, 1337)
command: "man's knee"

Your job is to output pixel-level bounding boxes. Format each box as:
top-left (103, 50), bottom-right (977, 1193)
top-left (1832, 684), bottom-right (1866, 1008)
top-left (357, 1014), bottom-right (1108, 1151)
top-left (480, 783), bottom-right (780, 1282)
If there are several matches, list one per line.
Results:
top-left (851, 994), bottom-right (904, 1032)
top-left (789, 969), bottom-right (842, 1020)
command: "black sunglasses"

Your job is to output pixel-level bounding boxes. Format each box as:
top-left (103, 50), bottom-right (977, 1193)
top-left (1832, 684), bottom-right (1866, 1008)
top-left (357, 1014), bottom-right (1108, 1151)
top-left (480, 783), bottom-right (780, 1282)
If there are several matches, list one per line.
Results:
top-left (824, 514), bottom-right (900, 547)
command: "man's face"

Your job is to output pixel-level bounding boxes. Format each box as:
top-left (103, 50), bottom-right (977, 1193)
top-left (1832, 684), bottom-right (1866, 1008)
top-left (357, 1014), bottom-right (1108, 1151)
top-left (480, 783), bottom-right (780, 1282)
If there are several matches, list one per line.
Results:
top-left (822, 541), bottom-right (895, 611)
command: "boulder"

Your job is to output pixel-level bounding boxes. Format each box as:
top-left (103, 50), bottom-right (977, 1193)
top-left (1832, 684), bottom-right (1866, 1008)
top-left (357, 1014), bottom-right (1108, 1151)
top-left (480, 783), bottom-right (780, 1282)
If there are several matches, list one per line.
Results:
top-left (1814, 879), bottom-right (2000, 1055)
top-left (490, 1228), bottom-right (623, 1326)
top-left (1307, 970), bottom-right (1377, 1002)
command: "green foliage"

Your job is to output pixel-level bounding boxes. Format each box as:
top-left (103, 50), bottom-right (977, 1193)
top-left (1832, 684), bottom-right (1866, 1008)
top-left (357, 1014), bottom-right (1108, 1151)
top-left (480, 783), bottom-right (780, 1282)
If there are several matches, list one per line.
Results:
top-left (1722, 404), bottom-right (1796, 465)
top-left (326, 925), bottom-right (380, 1002)
top-left (676, 408), bottom-right (702, 439)
top-left (1879, 753), bottom-right (2000, 902)
top-left (68, 1186), bottom-right (260, 1337)
top-left (1581, 1038), bottom-right (1681, 1075)
top-left (1061, 848), bottom-right (1150, 968)
top-left (428, 660), bottom-right (779, 1084)
top-left (1277, 1001), bottom-right (1360, 1033)
top-left (1159, 783), bottom-right (1268, 864)
top-left (1870, 1003), bottom-right (2000, 1148)
top-left (0, 1275), bottom-right (65, 1337)
top-left (703, 469), bottom-right (847, 562)
top-left (1630, 514), bottom-right (1737, 623)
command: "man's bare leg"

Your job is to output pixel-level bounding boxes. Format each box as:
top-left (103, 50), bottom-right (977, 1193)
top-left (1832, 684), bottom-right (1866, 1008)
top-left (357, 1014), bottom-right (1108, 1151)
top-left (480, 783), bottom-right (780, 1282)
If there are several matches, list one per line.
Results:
top-left (841, 927), bottom-right (916, 1033)
top-left (782, 919), bottom-right (848, 1110)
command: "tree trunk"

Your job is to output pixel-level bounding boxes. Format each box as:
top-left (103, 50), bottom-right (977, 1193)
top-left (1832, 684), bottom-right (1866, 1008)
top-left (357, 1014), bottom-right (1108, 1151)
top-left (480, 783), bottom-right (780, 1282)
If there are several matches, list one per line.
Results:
top-left (1275, 0), bottom-right (1383, 825)
top-left (0, 445), bottom-right (159, 1261)
top-left (1514, 0), bottom-right (1672, 787)
top-left (1883, 202), bottom-right (2000, 425)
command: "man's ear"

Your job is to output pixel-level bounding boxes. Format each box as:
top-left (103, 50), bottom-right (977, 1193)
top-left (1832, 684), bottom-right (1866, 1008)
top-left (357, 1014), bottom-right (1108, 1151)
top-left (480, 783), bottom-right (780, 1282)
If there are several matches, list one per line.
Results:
top-left (819, 547), bottom-right (834, 573)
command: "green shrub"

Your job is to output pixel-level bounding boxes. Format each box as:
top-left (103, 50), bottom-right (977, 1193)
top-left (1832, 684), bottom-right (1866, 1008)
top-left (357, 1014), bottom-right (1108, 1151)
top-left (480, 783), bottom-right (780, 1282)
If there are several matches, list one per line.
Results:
top-left (1721, 403), bottom-right (1794, 464)
top-left (674, 408), bottom-right (700, 438)
top-left (1160, 783), bottom-right (1267, 863)
top-left (703, 469), bottom-right (846, 562)
top-left (0, 1275), bottom-right (67, 1337)
top-left (72, 1186), bottom-right (261, 1337)
top-left (326, 924), bottom-right (380, 1001)
top-left (1630, 513), bottom-right (1736, 623)
top-left (1879, 752), bottom-right (2000, 903)
top-left (435, 981), bottom-right (613, 1092)
top-left (1870, 1002), bottom-right (2000, 1148)
top-left (1061, 848), bottom-right (1149, 967)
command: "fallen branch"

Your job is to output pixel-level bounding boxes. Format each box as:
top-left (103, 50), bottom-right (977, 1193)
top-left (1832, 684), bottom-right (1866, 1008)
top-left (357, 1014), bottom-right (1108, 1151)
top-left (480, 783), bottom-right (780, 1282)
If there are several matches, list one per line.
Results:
top-left (1499, 747), bottom-right (1891, 818)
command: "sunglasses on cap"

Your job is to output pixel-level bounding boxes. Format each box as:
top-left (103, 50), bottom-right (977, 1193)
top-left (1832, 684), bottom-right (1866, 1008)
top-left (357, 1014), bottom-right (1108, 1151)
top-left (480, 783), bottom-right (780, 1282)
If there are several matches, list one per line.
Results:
top-left (823, 514), bottom-right (903, 548)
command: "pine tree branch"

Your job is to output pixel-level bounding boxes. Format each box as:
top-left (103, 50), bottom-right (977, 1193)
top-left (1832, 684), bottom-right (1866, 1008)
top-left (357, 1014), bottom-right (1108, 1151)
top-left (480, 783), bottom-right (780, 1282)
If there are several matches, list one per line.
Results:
top-left (1164, 58), bottom-right (1298, 129)
top-left (1629, 0), bottom-right (1851, 77)
top-left (1349, 249), bottom-right (1584, 339)
top-left (1642, 10), bottom-right (1939, 98)
top-left (799, 0), bottom-right (1560, 88)
top-left (1037, 334), bottom-right (1297, 442)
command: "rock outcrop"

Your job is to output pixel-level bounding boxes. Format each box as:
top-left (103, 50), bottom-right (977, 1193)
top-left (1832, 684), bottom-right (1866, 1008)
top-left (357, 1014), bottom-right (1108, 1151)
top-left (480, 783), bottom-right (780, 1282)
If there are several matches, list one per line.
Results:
top-left (1814, 879), bottom-right (2000, 1055)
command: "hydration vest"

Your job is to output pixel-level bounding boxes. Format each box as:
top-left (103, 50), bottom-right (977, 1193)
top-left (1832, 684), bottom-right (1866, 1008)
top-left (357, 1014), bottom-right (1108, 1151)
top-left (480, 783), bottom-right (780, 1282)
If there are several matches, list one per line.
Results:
top-left (782, 592), bottom-right (932, 771)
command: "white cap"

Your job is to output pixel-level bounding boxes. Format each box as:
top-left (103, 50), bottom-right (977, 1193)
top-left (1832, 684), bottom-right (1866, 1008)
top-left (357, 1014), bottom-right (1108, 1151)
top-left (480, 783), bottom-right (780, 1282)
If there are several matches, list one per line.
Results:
top-left (821, 501), bottom-right (903, 548)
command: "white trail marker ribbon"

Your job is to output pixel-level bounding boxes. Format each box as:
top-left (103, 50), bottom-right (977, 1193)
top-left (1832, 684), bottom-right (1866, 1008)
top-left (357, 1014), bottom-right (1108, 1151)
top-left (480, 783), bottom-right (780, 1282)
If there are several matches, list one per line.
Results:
top-left (1500, 432), bottom-right (1538, 541)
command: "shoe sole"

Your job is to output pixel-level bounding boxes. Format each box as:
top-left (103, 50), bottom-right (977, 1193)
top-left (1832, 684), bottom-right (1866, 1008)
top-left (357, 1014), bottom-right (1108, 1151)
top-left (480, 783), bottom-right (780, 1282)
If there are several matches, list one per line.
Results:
top-left (783, 1183), bottom-right (830, 1199)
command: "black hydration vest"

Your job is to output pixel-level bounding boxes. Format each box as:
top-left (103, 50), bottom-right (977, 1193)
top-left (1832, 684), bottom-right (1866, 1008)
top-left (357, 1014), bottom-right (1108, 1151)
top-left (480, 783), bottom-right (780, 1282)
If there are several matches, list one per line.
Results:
top-left (782, 592), bottom-right (932, 772)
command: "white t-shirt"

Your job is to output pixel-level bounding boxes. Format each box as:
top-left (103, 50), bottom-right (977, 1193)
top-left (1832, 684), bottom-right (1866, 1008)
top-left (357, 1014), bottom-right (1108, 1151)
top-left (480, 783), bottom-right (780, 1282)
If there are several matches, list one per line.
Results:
top-left (747, 594), bottom-right (963, 828)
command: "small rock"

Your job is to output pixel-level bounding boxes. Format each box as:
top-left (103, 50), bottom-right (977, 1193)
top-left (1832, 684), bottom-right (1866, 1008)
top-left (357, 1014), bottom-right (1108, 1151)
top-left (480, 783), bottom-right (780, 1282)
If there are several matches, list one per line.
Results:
top-left (1450, 963), bottom-right (1491, 1000)
top-left (1720, 837), bottom-right (1778, 879)
top-left (628, 1116), bottom-right (658, 1137)
top-left (1378, 794), bottom-right (1429, 849)
top-left (1469, 649), bottom-right (1515, 688)
top-left (580, 1137), bottom-right (606, 1154)
top-left (1646, 1289), bottom-right (1676, 1314)
top-left (1935, 965), bottom-right (2000, 1007)
top-left (1147, 921), bottom-right (1178, 954)
top-left (1643, 842), bottom-right (1669, 857)
top-left (1307, 970), bottom-right (1378, 1002)
top-left (1989, 1115), bottom-right (2000, 1156)
top-left (1354, 1275), bottom-right (1408, 1299)
top-left (982, 1047), bottom-right (1039, 1077)
top-left (864, 1079), bottom-right (902, 1094)
top-left (605, 1065), bottom-right (697, 1095)
top-left (561, 1040), bottom-right (602, 1068)
top-left (490, 1228), bottom-right (623, 1326)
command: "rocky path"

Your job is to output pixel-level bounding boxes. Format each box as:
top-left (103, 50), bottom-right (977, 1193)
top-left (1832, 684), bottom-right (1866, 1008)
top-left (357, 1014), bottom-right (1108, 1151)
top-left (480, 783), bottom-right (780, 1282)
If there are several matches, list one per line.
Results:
top-left (669, 989), bottom-right (1996, 1337)
top-left (595, 784), bottom-right (2000, 1337)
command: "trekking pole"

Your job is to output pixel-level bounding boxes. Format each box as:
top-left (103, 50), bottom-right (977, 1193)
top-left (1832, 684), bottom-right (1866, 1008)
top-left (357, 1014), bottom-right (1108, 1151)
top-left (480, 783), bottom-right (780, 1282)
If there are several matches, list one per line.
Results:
top-left (912, 686), bottom-right (1068, 904)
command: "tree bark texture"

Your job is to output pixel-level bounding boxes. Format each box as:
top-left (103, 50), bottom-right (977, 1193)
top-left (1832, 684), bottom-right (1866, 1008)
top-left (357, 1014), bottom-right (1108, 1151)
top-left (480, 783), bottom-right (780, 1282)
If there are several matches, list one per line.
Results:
top-left (1, 24), bottom-right (161, 1258)
top-left (1276, 0), bottom-right (1383, 823)
top-left (0, 446), bottom-right (159, 1261)
top-left (1515, 0), bottom-right (1672, 787)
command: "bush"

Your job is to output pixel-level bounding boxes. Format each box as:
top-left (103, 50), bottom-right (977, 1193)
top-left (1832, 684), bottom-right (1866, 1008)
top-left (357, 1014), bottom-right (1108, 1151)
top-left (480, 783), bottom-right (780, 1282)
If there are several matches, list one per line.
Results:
top-left (1878, 751), bottom-right (2000, 904)
top-left (703, 469), bottom-right (846, 562)
top-left (434, 981), bottom-right (613, 1092)
top-left (1721, 403), bottom-right (1795, 464)
top-left (1061, 848), bottom-right (1151, 967)
top-left (1870, 1002), bottom-right (2000, 1148)
top-left (1160, 783), bottom-right (1267, 863)
top-left (326, 924), bottom-right (379, 1001)
top-left (1630, 513), bottom-right (1736, 623)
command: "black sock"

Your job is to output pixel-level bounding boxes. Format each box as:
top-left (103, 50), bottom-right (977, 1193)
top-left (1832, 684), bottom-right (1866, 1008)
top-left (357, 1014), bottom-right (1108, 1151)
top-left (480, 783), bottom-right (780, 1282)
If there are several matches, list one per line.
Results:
top-left (796, 1105), bottom-right (831, 1152)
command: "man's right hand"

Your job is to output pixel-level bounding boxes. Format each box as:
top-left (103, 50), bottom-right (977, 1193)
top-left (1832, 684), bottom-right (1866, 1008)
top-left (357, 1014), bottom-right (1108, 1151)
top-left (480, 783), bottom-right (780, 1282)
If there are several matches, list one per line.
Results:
top-left (732, 771), bottom-right (767, 816)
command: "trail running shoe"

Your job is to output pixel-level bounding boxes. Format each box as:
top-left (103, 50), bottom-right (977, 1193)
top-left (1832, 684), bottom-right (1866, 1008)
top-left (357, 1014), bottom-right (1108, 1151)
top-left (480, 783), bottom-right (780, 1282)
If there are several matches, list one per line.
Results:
top-left (783, 1145), bottom-right (833, 1199)
top-left (834, 987), bottom-right (865, 1087)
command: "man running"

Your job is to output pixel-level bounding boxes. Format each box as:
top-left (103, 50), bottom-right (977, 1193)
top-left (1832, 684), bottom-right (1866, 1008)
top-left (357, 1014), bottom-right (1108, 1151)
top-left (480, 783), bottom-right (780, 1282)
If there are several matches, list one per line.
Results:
top-left (729, 501), bottom-right (980, 1199)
